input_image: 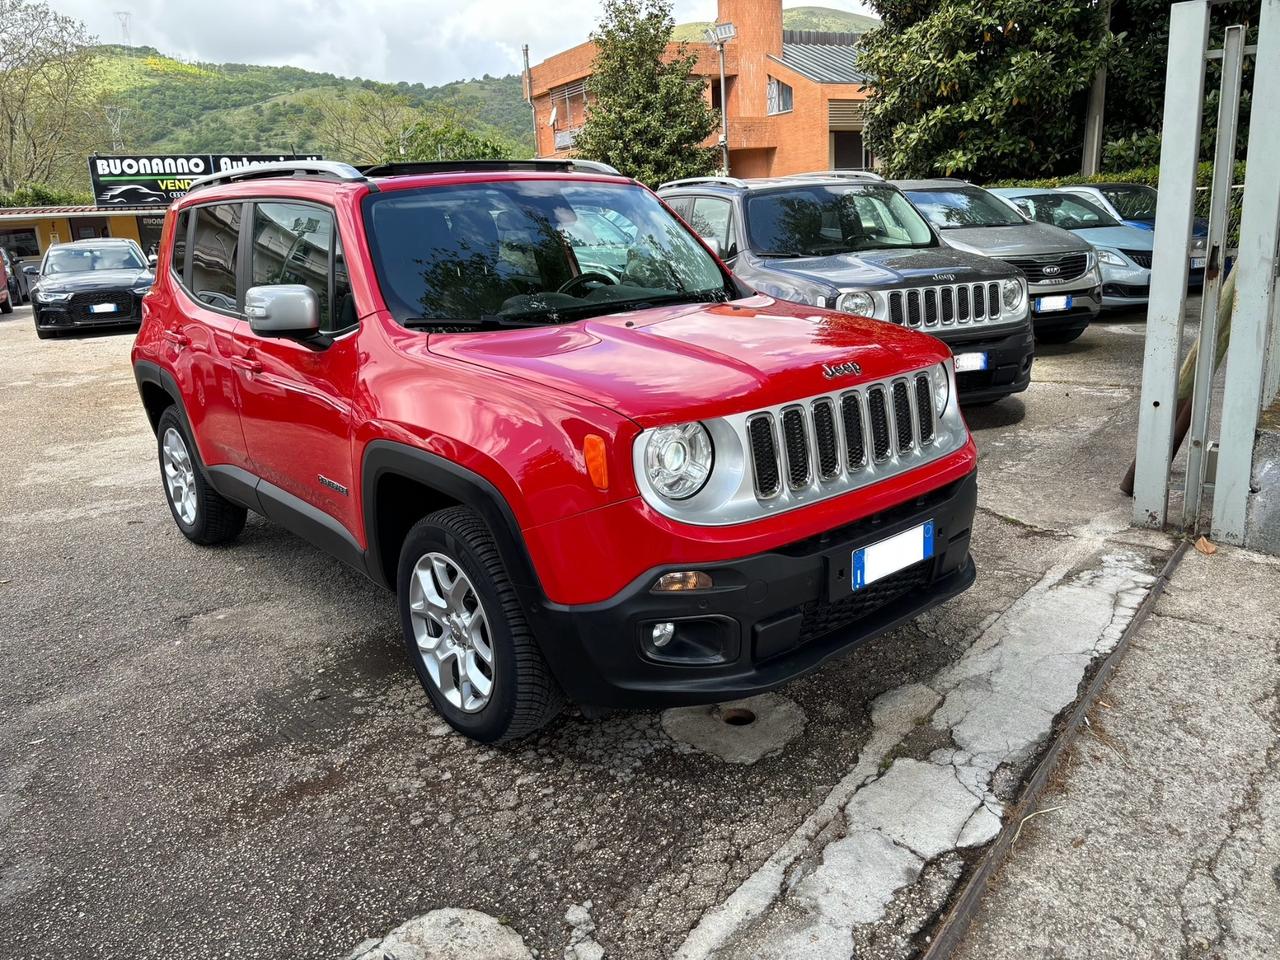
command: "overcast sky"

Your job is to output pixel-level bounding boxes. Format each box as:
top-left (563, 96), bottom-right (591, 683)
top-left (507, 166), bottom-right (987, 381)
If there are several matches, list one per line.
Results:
top-left (53, 0), bottom-right (876, 88)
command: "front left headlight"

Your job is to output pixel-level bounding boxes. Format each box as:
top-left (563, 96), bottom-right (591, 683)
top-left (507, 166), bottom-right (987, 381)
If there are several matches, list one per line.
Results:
top-left (1000, 277), bottom-right (1026, 314)
top-left (131, 284), bottom-right (153, 295)
top-left (1096, 248), bottom-right (1126, 266)
top-left (643, 422), bottom-right (714, 501)
top-left (835, 290), bottom-right (876, 318)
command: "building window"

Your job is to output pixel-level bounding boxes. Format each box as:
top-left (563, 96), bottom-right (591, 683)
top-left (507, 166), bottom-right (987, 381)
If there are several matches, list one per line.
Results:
top-left (549, 78), bottom-right (588, 149)
top-left (767, 77), bottom-right (793, 115)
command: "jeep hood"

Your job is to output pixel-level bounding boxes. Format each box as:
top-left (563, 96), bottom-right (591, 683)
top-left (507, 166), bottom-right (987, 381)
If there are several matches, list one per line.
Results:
top-left (752, 246), bottom-right (1016, 288)
top-left (938, 221), bottom-right (1091, 258)
top-left (426, 295), bottom-right (950, 427)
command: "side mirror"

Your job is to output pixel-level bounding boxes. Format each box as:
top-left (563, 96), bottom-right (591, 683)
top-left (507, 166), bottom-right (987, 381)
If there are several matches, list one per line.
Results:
top-left (147, 254), bottom-right (158, 267)
top-left (1016, 201), bottom-right (1033, 217)
top-left (246, 284), bottom-right (320, 339)
top-left (22, 264), bottom-right (39, 277)
top-left (700, 235), bottom-right (724, 259)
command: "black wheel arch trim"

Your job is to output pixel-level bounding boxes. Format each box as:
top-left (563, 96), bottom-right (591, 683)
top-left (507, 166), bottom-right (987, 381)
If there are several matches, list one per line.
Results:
top-left (360, 440), bottom-right (543, 597)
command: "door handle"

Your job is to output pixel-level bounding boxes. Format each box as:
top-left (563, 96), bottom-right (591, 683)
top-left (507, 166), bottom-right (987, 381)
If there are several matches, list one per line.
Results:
top-left (230, 354), bottom-right (263, 375)
top-left (162, 329), bottom-right (190, 348)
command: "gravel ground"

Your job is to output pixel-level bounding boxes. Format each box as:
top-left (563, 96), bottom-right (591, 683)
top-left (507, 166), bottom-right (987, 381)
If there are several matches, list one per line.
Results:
top-left (0, 302), bottom-right (1191, 959)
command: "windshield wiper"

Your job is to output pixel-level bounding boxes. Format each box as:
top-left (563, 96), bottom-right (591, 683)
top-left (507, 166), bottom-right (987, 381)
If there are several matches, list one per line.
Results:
top-left (757, 250), bottom-right (805, 258)
top-left (402, 316), bottom-right (543, 330)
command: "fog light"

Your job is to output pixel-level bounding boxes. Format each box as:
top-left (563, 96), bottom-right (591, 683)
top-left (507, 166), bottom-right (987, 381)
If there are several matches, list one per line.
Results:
top-left (651, 622), bottom-right (676, 648)
top-left (652, 570), bottom-right (713, 592)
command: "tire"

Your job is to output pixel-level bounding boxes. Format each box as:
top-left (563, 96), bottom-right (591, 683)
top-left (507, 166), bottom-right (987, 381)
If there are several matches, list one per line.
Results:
top-left (398, 506), bottom-right (564, 743)
top-left (1036, 326), bottom-right (1087, 345)
top-left (0, 298), bottom-right (12, 315)
top-left (155, 407), bottom-right (246, 545)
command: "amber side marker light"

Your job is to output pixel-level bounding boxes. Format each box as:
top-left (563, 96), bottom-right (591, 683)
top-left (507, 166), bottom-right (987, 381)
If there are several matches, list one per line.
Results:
top-left (584, 434), bottom-right (609, 490)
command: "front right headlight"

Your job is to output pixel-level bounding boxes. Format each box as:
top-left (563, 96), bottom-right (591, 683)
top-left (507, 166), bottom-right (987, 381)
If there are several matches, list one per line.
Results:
top-left (642, 422), bottom-right (714, 501)
top-left (37, 289), bottom-right (72, 303)
top-left (835, 290), bottom-right (876, 318)
top-left (1000, 277), bottom-right (1026, 314)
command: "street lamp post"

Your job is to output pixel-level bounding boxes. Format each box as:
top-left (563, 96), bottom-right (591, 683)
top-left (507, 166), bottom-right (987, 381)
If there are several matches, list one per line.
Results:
top-left (704, 22), bottom-right (736, 176)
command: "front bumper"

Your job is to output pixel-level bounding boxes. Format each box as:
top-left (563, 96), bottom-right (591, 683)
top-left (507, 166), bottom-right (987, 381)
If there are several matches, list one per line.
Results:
top-left (1101, 261), bottom-right (1152, 309)
top-left (932, 322), bottom-right (1034, 404)
top-left (34, 292), bottom-right (144, 331)
top-left (1029, 279), bottom-right (1101, 337)
top-left (531, 469), bottom-right (977, 708)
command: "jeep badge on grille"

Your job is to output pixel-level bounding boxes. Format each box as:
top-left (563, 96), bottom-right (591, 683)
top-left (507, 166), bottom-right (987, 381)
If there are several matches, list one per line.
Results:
top-left (822, 360), bottom-right (863, 379)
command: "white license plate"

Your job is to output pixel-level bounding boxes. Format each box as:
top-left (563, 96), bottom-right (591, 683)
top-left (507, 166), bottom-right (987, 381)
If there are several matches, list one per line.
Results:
top-left (1191, 257), bottom-right (1206, 269)
top-left (954, 351), bottom-right (988, 373)
top-left (852, 521), bottom-right (934, 591)
top-left (1034, 295), bottom-right (1072, 313)
top-left (89, 303), bottom-right (118, 314)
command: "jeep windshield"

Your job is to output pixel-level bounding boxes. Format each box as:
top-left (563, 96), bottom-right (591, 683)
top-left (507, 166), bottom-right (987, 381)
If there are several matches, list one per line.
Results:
top-left (903, 186), bottom-right (1025, 229)
top-left (362, 180), bottom-right (733, 329)
top-left (744, 183), bottom-right (935, 257)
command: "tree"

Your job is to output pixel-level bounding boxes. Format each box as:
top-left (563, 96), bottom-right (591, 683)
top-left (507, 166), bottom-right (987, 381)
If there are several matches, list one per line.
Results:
top-left (0, 0), bottom-right (106, 192)
top-left (573, 0), bottom-right (718, 186)
top-left (860, 0), bottom-right (1115, 181)
top-left (300, 87), bottom-right (418, 164)
top-left (387, 108), bottom-right (512, 162)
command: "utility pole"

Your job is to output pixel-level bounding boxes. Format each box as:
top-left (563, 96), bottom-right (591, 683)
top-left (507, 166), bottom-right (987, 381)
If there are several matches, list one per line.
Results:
top-left (523, 45), bottom-right (539, 158)
top-left (114, 11), bottom-right (131, 53)
top-left (704, 22), bottom-right (736, 176)
top-left (1081, 0), bottom-right (1111, 175)
top-left (104, 106), bottom-right (128, 152)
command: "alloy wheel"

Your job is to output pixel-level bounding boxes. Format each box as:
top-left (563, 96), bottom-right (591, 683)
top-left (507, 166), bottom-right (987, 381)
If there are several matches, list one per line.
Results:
top-left (162, 427), bottom-right (197, 525)
top-left (408, 552), bottom-right (495, 713)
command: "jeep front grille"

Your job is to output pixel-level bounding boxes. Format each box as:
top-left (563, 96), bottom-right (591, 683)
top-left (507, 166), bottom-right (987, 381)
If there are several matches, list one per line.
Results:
top-left (747, 370), bottom-right (939, 501)
top-left (887, 281), bottom-right (1005, 330)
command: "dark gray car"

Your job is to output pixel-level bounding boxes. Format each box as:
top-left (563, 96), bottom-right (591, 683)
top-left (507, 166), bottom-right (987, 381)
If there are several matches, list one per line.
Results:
top-left (30, 238), bottom-right (154, 340)
top-left (657, 172), bottom-right (1035, 404)
top-left (895, 179), bottom-right (1102, 344)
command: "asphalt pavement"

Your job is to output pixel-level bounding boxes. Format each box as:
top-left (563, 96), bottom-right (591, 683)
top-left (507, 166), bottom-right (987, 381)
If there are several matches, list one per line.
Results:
top-left (0, 302), bottom-right (1206, 959)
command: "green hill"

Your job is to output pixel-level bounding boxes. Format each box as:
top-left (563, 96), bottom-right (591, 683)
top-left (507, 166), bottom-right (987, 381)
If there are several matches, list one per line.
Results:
top-left (672, 5), bottom-right (879, 42)
top-left (90, 45), bottom-right (534, 158)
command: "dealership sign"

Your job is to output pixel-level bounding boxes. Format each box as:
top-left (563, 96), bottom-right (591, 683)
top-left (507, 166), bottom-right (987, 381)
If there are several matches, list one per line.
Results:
top-left (88, 154), bottom-right (322, 207)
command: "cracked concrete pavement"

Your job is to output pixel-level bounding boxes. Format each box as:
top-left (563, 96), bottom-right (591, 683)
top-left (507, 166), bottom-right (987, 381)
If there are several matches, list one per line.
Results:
top-left (0, 302), bottom-right (1224, 959)
top-left (953, 544), bottom-right (1280, 960)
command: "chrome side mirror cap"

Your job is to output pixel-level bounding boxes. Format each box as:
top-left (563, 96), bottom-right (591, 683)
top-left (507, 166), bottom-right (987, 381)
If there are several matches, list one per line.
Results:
top-left (245, 284), bottom-right (320, 338)
top-left (700, 235), bottom-right (724, 259)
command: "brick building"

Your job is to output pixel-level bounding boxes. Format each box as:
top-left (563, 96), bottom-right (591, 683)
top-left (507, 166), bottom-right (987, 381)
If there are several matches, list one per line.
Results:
top-left (526, 0), bottom-right (873, 179)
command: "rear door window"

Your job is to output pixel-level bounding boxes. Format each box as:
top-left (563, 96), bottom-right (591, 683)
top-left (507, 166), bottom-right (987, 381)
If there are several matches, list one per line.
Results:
top-left (190, 204), bottom-right (242, 311)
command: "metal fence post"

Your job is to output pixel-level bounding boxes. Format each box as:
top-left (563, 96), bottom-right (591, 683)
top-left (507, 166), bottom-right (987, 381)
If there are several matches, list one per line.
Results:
top-left (1183, 24), bottom-right (1245, 528)
top-left (1212, 0), bottom-right (1280, 544)
top-left (1133, 0), bottom-right (1210, 528)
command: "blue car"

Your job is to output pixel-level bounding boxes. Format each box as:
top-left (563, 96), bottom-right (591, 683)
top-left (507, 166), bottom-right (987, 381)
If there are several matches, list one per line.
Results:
top-left (1055, 183), bottom-right (1207, 287)
top-left (990, 188), bottom-right (1161, 310)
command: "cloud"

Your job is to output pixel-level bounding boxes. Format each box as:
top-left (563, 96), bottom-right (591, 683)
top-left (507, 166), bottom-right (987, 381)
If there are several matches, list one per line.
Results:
top-left (55, 0), bottom-right (874, 86)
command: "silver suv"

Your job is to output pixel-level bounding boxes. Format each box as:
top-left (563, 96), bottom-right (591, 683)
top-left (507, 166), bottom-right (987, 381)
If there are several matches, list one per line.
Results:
top-left (895, 179), bottom-right (1102, 345)
top-left (658, 172), bottom-right (1034, 405)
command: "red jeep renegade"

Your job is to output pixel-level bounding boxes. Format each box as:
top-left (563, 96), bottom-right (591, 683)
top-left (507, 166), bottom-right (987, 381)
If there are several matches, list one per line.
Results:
top-left (132, 160), bottom-right (978, 743)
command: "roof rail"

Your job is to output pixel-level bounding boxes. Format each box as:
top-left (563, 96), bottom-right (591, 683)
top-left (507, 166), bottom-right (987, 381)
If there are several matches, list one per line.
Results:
top-left (656, 175), bottom-right (749, 190)
top-left (783, 169), bottom-right (885, 182)
top-left (358, 158), bottom-right (622, 177)
top-left (184, 160), bottom-right (366, 193)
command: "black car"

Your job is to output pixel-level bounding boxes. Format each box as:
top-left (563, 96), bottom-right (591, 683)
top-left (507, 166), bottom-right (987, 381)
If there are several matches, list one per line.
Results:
top-left (30, 239), bottom-right (154, 339)
top-left (657, 172), bottom-right (1035, 405)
